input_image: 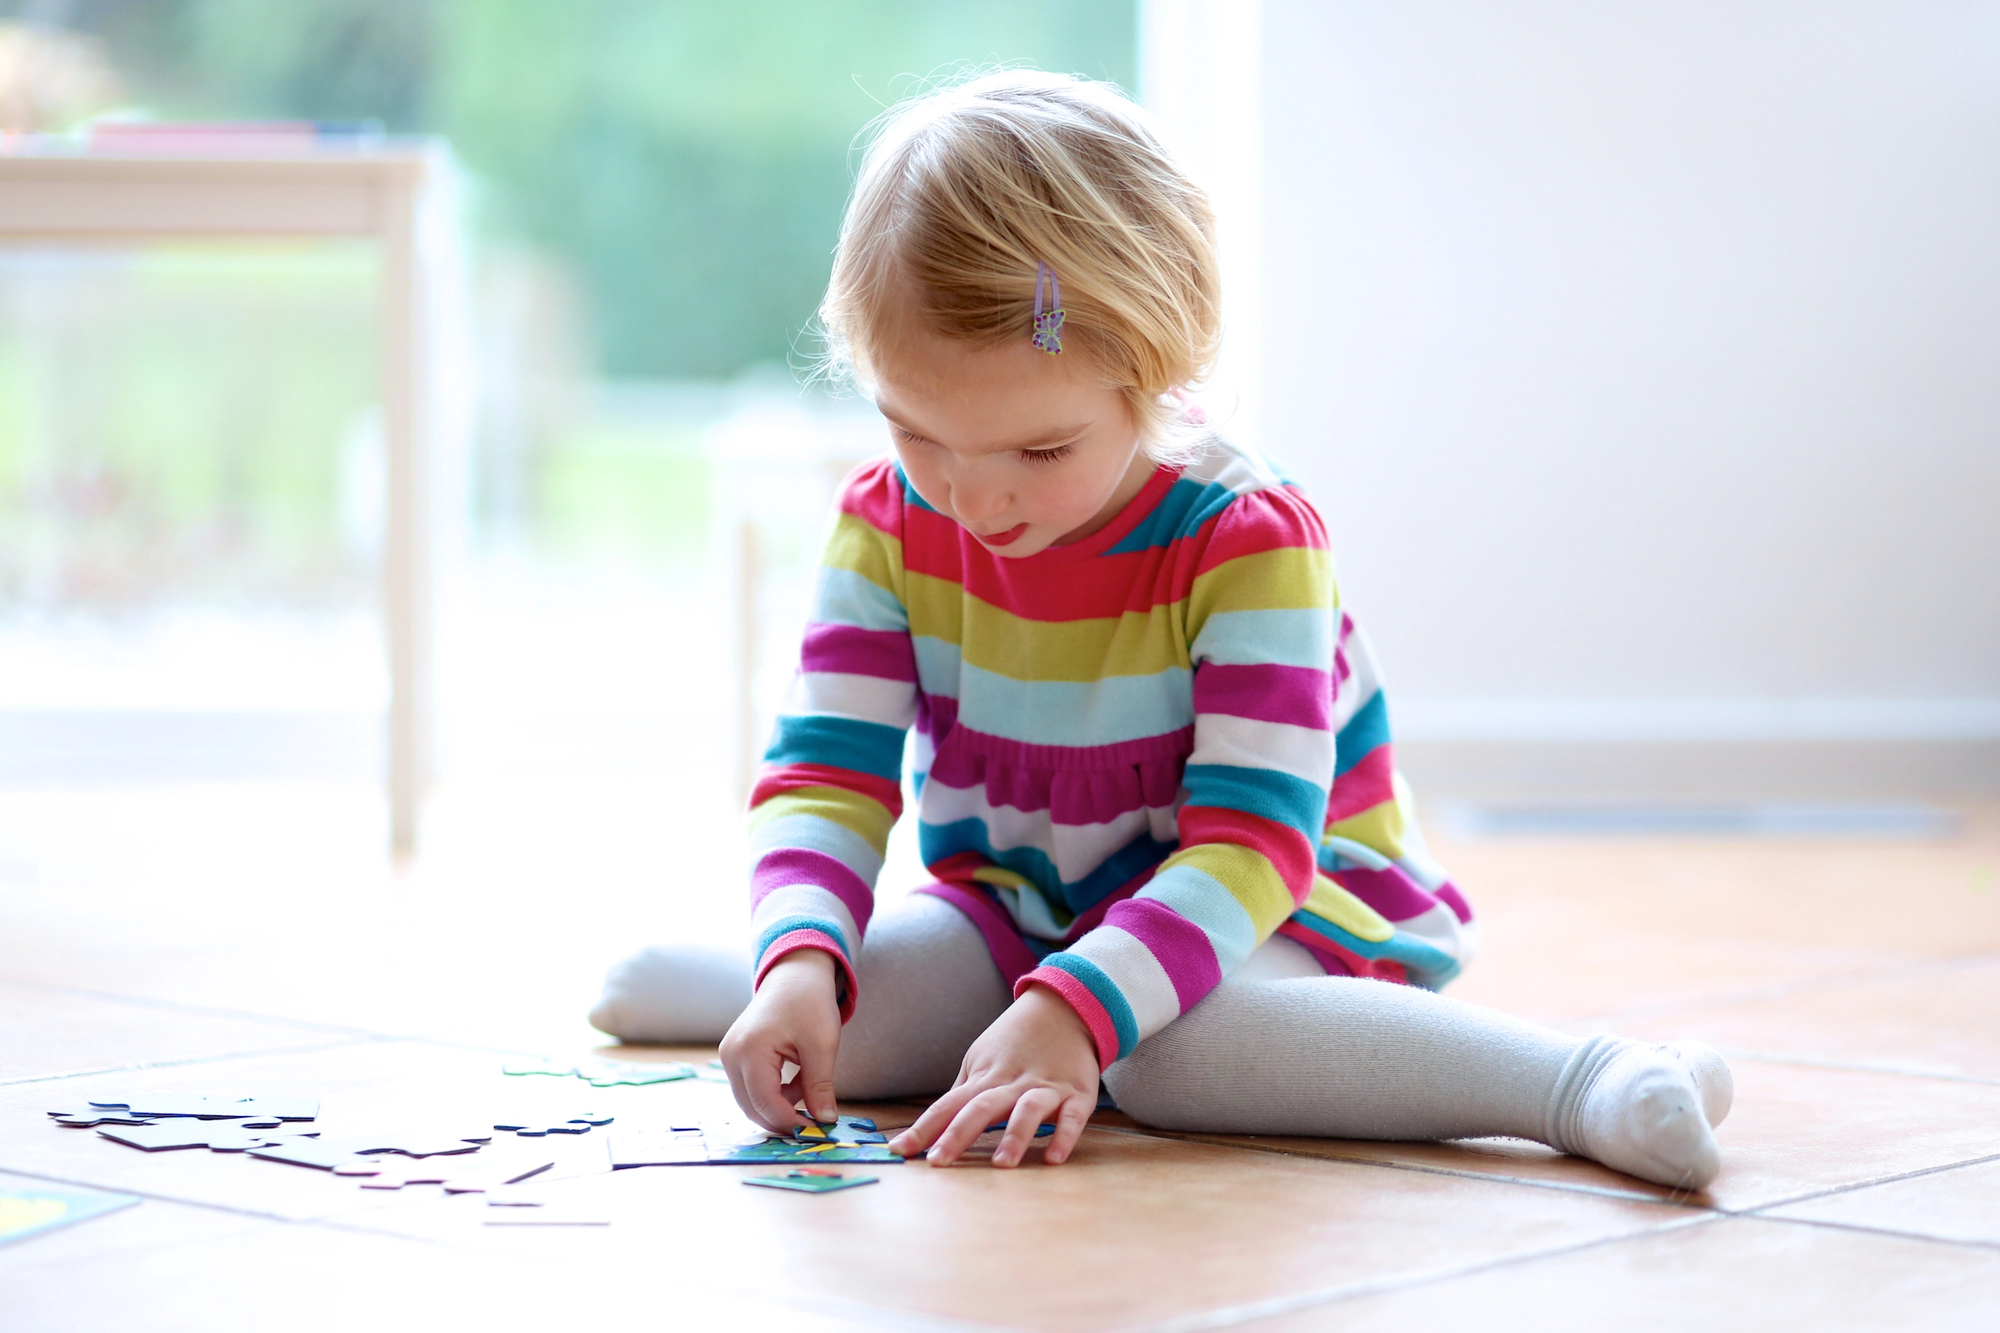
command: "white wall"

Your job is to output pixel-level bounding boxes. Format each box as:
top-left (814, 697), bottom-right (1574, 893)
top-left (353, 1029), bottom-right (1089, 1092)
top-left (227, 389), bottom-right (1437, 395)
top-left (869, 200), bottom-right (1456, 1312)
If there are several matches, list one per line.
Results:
top-left (1149, 2), bottom-right (2000, 766)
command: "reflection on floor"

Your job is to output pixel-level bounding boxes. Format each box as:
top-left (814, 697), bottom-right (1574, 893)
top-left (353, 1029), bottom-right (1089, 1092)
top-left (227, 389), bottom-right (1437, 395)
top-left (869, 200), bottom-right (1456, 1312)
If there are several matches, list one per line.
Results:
top-left (1, 785), bottom-right (1996, 1331)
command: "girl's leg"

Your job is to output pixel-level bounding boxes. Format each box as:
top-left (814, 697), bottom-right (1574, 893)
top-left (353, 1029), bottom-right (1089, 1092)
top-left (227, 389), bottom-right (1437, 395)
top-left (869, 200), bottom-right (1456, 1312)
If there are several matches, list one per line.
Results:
top-left (1102, 936), bottom-right (1733, 1190)
top-left (589, 894), bottom-right (1008, 1099)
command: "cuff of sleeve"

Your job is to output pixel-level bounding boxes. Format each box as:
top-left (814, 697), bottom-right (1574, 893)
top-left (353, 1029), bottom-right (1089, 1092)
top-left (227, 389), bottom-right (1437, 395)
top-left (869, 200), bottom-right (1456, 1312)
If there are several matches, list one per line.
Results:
top-left (755, 931), bottom-right (858, 1023)
top-left (1017, 964), bottom-right (1122, 1072)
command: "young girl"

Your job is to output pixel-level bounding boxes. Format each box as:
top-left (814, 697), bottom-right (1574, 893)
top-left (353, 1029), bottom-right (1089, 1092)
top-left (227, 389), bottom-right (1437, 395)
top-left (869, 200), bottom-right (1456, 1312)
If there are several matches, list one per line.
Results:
top-left (592, 70), bottom-right (1731, 1189)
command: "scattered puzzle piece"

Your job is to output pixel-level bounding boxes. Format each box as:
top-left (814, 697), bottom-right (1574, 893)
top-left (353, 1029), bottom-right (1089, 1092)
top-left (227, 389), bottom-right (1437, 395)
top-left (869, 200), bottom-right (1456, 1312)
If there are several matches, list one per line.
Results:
top-left (96, 1123), bottom-right (299, 1153)
top-left (85, 1095), bottom-right (317, 1121)
top-left (984, 1122), bottom-right (1056, 1138)
top-left (493, 1112), bottom-right (613, 1137)
top-left (744, 1170), bottom-right (879, 1194)
top-left (47, 1107), bottom-right (157, 1128)
top-left (500, 1059), bottom-right (695, 1087)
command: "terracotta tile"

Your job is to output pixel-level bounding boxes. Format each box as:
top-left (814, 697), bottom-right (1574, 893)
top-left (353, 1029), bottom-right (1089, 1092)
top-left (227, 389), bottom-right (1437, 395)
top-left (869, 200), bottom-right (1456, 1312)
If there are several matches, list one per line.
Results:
top-left (1120, 1058), bottom-right (2000, 1214)
top-left (1430, 819), bottom-right (2000, 1024)
top-left (0, 980), bottom-right (354, 1084)
top-left (1763, 1157), bottom-right (2000, 1247)
top-left (1613, 957), bottom-right (2000, 1082)
top-left (353, 1121), bottom-right (1694, 1333)
top-left (1234, 1216), bottom-right (2000, 1333)
top-left (0, 1202), bottom-right (881, 1332)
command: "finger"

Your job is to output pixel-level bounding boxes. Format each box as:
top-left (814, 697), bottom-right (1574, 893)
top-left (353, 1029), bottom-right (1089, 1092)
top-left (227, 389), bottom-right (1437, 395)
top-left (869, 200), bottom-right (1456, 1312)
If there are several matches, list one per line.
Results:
top-left (794, 1029), bottom-right (842, 1127)
top-left (1043, 1091), bottom-right (1095, 1166)
top-left (992, 1088), bottom-right (1062, 1169)
top-left (929, 1087), bottom-right (1020, 1167)
top-left (738, 1045), bottom-right (807, 1133)
top-left (891, 1082), bottom-right (978, 1159)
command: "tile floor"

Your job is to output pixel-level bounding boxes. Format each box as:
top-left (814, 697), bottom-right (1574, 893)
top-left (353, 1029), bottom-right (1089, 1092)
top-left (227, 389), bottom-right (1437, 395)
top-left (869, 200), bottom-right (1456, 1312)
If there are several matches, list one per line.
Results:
top-left (1, 784), bottom-right (1996, 1331)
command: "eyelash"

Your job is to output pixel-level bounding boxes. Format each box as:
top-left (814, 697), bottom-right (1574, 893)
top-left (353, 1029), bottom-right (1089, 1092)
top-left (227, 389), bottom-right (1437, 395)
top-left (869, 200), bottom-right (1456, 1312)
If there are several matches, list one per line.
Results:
top-left (893, 427), bottom-right (1074, 465)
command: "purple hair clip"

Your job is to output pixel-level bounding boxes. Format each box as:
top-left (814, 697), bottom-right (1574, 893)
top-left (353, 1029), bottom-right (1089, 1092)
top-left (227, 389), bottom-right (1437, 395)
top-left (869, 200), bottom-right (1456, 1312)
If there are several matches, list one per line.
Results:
top-left (1032, 263), bottom-right (1065, 355)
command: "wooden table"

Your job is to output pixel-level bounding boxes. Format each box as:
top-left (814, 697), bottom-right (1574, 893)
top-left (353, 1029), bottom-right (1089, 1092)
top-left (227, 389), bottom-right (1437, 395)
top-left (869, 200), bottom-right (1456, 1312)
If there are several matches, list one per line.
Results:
top-left (0, 143), bottom-right (456, 854)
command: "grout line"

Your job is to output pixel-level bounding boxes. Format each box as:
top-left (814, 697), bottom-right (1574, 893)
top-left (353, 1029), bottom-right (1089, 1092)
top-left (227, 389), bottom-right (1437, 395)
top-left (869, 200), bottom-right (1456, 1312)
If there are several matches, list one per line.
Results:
top-left (0, 1036), bottom-right (379, 1087)
top-left (1724, 1151), bottom-right (2000, 1218)
top-left (1084, 1124), bottom-right (1716, 1211)
top-left (1749, 1211), bottom-right (2000, 1255)
top-left (1114, 1212), bottom-right (1726, 1333)
top-left (1715, 1049), bottom-right (2000, 1088)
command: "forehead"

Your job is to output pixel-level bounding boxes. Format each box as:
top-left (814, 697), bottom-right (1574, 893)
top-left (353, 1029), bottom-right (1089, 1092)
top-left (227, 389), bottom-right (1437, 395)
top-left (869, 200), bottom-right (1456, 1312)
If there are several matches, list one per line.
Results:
top-left (867, 318), bottom-right (1113, 454)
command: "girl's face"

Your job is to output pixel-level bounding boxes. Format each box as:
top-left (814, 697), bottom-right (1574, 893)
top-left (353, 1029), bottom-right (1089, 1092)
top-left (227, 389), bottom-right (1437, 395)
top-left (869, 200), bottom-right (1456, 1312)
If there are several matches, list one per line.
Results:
top-left (869, 318), bottom-right (1156, 558)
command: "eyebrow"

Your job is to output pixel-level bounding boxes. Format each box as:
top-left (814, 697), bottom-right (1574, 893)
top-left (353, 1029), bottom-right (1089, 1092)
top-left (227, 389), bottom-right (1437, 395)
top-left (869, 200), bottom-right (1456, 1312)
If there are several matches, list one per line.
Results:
top-left (878, 407), bottom-right (1090, 452)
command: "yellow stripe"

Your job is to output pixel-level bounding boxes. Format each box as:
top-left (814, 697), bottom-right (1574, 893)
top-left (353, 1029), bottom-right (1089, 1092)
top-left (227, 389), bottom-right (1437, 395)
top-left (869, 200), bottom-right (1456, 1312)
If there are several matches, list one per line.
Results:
top-left (904, 570), bottom-right (964, 643)
top-left (1301, 873), bottom-right (1395, 942)
top-left (1324, 778), bottom-right (1411, 861)
top-left (1187, 546), bottom-right (1335, 624)
top-left (749, 786), bottom-right (896, 854)
top-left (823, 512), bottom-right (905, 602)
top-left (1157, 840), bottom-right (1296, 936)
top-left (961, 598), bottom-right (1190, 682)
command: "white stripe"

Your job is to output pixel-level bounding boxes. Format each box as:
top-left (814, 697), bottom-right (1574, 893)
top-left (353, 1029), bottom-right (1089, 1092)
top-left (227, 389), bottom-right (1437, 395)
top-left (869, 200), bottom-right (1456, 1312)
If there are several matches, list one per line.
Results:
top-left (788, 671), bottom-right (917, 729)
top-left (749, 813), bottom-right (884, 887)
top-left (1183, 436), bottom-right (1284, 492)
top-left (1072, 925), bottom-right (1184, 1041)
top-left (1188, 713), bottom-right (1332, 787)
top-left (1138, 865), bottom-right (1258, 974)
top-left (1391, 902), bottom-right (1473, 963)
top-left (1330, 625), bottom-right (1386, 733)
top-left (917, 774), bottom-right (1176, 885)
top-left (751, 882), bottom-right (860, 954)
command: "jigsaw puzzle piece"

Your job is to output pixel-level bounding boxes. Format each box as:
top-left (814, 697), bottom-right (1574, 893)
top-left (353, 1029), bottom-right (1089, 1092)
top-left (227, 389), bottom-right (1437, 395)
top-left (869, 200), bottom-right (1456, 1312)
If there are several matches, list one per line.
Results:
top-left (576, 1062), bottom-right (696, 1087)
top-left (99, 1123), bottom-right (301, 1153)
top-left (744, 1170), bottom-right (879, 1194)
top-left (493, 1112), bottom-right (613, 1137)
top-left (47, 1106), bottom-right (156, 1128)
top-left (86, 1095), bottom-right (318, 1121)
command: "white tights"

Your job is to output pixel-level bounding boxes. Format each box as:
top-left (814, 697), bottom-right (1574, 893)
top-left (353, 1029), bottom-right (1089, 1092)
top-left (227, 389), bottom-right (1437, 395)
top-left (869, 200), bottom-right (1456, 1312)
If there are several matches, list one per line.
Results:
top-left (590, 895), bottom-right (1731, 1189)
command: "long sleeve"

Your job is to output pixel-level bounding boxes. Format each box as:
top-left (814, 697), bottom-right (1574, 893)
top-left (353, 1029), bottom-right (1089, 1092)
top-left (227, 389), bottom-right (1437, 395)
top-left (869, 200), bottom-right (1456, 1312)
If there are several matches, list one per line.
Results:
top-left (747, 461), bottom-right (916, 1020)
top-left (1015, 486), bottom-right (1335, 1068)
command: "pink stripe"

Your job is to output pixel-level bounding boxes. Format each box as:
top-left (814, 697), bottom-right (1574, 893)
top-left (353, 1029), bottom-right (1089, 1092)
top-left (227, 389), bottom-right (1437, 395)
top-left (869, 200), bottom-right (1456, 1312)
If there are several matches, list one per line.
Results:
top-left (751, 847), bottom-right (875, 936)
top-left (1195, 663), bottom-right (1332, 730)
top-left (924, 723), bottom-right (1194, 824)
top-left (1325, 744), bottom-right (1394, 823)
top-left (754, 929), bottom-right (859, 1023)
top-left (1434, 881), bottom-right (1475, 925)
top-left (1017, 966), bottom-right (1119, 1071)
top-left (799, 623), bottom-right (917, 682)
top-left (1274, 922), bottom-right (1355, 979)
top-left (913, 883), bottom-right (1041, 987)
top-left (837, 459), bottom-right (904, 535)
top-left (1102, 897), bottom-right (1221, 1011)
top-left (1333, 865), bottom-right (1440, 925)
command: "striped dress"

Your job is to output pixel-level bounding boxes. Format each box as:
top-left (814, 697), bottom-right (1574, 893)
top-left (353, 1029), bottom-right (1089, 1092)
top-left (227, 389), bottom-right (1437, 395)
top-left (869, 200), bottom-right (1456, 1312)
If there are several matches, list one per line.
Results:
top-left (747, 437), bottom-right (1479, 1071)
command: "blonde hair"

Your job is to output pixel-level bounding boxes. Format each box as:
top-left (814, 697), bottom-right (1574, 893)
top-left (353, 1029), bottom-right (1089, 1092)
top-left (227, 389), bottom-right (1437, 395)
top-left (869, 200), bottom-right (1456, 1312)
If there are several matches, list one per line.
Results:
top-left (819, 70), bottom-right (1221, 463)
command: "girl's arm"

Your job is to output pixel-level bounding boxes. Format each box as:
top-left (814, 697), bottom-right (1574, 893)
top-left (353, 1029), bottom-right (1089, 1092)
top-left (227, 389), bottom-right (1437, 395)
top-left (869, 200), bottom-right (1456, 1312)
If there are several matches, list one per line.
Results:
top-left (1018, 483), bottom-right (1336, 1070)
top-left (733, 460), bottom-right (916, 1127)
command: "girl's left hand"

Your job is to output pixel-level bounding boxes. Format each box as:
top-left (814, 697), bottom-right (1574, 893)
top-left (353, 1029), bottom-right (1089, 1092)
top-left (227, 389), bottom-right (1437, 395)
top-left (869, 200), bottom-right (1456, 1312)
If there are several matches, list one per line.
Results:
top-left (890, 983), bottom-right (1100, 1168)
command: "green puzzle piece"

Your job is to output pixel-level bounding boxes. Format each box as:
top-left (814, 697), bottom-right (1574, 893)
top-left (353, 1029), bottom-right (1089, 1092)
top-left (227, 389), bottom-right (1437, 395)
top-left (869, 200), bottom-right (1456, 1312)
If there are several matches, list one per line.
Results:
top-left (743, 1171), bottom-right (879, 1194)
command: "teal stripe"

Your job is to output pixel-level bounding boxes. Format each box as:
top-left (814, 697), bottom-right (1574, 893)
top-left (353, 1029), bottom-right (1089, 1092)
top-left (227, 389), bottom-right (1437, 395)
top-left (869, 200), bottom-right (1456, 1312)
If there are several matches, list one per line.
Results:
top-left (893, 464), bottom-right (936, 512)
top-left (1334, 691), bottom-right (1390, 778)
top-left (1285, 911), bottom-right (1462, 989)
top-left (765, 714), bottom-right (907, 782)
top-left (755, 915), bottom-right (851, 965)
top-left (1041, 952), bottom-right (1140, 1060)
top-left (1103, 478), bottom-right (1237, 554)
top-left (813, 567), bottom-right (907, 633)
top-left (1184, 763), bottom-right (1328, 838)
top-left (956, 661), bottom-right (1193, 747)
top-left (1191, 608), bottom-right (1334, 670)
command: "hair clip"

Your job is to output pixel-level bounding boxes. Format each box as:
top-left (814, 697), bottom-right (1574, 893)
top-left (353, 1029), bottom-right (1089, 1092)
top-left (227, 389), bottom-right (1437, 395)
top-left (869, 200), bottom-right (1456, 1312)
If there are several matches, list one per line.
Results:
top-left (1032, 263), bottom-right (1065, 354)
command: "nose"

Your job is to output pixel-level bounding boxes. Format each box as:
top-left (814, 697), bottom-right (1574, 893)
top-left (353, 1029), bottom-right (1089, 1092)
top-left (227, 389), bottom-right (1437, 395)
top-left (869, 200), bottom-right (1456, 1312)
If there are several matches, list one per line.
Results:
top-left (948, 463), bottom-right (1011, 528)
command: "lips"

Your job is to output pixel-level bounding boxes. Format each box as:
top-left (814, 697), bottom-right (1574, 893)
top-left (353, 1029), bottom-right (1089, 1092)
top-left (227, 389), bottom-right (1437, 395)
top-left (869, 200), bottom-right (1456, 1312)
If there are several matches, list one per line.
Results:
top-left (977, 523), bottom-right (1030, 547)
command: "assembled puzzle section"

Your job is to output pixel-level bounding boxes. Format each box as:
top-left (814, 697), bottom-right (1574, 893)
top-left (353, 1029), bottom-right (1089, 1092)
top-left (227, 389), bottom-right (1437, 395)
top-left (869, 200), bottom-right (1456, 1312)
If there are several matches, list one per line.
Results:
top-left (610, 1116), bottom-right (903, 1168)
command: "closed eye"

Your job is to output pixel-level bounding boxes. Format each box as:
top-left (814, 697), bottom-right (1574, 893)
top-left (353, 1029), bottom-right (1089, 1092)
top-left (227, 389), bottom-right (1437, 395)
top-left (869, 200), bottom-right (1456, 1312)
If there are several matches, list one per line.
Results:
top-left (1021, 444), bottom-right (1075, 465)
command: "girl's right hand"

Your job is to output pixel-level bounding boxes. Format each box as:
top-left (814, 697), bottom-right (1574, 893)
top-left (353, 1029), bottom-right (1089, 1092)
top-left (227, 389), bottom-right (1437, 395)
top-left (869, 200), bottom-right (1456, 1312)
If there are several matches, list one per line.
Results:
top-left (717, 949), bottom-right (842, 1132)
